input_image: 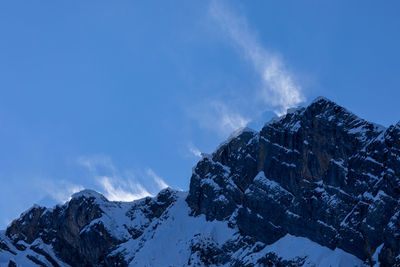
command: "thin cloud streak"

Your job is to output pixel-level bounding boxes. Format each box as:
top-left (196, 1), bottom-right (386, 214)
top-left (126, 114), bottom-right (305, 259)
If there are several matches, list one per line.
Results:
top-left (209, 1), bottom-right (305, 116)
top-left (77, 155), bottom-right (116, 174)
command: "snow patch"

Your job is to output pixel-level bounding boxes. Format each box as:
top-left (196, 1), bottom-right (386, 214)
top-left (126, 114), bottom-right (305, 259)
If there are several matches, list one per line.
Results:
top-left (372, 243), bottom-right (384, 267)
top-left (261, 234), bottom-right (363, 267)
top-left (120, 192), bottom-right (236, 266)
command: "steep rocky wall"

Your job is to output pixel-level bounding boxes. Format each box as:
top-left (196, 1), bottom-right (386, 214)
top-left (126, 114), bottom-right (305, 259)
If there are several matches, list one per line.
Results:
top-left (186, 98), bottom-right (400, 266)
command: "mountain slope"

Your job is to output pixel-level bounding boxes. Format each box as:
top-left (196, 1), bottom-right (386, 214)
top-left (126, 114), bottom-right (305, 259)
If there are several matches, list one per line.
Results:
top-left (1, 97), bottom-right (399, 266)
top-left (0, 189), bottom-right (362, 267)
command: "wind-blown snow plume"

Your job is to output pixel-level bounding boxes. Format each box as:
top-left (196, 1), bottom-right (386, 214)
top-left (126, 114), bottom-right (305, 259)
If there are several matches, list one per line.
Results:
top-left (36, 179), bottom-right (84, 203)
top-left (146, 168), bottom-right (169, 190)
top-left (188, 143), bottom-right (202, 158)
top-left (189, 100), bottom-right (249, 137)
top-left (78, 155), bottom-right (168, 202)
top-left (210, 1), bottom-right (305, 116)
top-left (213, 101), bottom-right (250, 133)
top-left (98, 176), bottom-right (151, 202)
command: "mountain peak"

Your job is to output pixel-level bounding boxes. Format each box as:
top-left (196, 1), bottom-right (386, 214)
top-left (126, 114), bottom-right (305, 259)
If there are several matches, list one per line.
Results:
top-left (266, 97), bottom-right (345, 129)
top-left (214, 126), bottom-right (258, 155)
top-left (229, 127), bottom-right (257, 138)
top-left (311, 96), bottom-right (336, 105)
top-left (307, 96), bottom-right (344, 115)
top-left (71, 189), bottom-right (107, 202)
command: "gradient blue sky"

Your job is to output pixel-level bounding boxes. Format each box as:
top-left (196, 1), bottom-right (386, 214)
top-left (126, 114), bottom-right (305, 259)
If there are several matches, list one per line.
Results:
top-left (1, 0), bottom-right (400, 228)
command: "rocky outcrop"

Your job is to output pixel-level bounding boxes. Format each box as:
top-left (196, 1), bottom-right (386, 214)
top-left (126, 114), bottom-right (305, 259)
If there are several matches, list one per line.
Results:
top-left (5, 190), bottom-right (121, 266)
top-left (187, 97), bottom-right (400, 266)
top-left (2, 188), bottom-right (178, 266)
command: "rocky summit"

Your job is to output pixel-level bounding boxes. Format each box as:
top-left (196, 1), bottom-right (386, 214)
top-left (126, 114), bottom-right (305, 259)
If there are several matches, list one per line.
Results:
top-left (1, 97), bottom-right (400, 266)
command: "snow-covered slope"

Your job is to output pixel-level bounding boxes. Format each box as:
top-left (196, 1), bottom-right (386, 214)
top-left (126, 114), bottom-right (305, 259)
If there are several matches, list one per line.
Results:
top-left (1, 97), bottom-right (399, 266)
top-left (0, 190), bottom-right (362, 267)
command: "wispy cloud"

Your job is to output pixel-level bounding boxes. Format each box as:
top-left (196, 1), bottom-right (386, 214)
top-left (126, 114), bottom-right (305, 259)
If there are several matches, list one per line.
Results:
top-left (50, 182), bottom-right (84, 203)
top-left (77, 154), bottom-right (116, 175)
top-left (78, 155), bottom-right (168, 202)
top-left (187, 1), bottom-right (305, 138)
top-left (146, 168), bottom-right (169, 190)
top-left (35, 179), bottom-right (84, 203)
top-left (189, 100), bottom-right (249, 137)
top-left (209, 1), bottom-right (305, 116)
top-left (188, 143), bottom-right (202, 158)
top-left (212, 101), bottom-right (250, 134)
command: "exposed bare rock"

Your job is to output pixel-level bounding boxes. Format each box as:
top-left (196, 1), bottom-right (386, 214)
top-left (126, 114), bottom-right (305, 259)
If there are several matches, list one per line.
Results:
top-left (1, 97), bottom-right (399, 266)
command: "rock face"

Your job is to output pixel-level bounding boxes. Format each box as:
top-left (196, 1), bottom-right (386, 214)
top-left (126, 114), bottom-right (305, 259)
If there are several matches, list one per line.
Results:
top-left (187, 97), bottom-right (400, 266)
top-left (0, 97), bottom-right (399, 266)
top-left (1, 189), bottom-right (178, 266)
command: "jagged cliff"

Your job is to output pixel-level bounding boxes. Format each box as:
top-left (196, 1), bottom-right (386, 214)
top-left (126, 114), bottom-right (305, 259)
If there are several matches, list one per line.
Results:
top-left (1, 97), bottom-right (399, 266)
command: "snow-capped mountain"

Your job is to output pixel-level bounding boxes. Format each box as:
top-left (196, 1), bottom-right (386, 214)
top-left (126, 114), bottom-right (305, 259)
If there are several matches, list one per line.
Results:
top-left (1, 97), bottom-right (400, 266)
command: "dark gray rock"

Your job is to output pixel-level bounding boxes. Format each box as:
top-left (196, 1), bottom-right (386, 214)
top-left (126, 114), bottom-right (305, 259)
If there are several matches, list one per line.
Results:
top-left (186, 97), bottom-right (400, 266)
top-left (3, 188), bottom-right (178, 266)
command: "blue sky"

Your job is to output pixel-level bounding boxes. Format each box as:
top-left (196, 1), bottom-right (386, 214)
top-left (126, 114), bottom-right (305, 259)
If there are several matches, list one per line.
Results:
top-left (1, 0), bottom-right (400, 228)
